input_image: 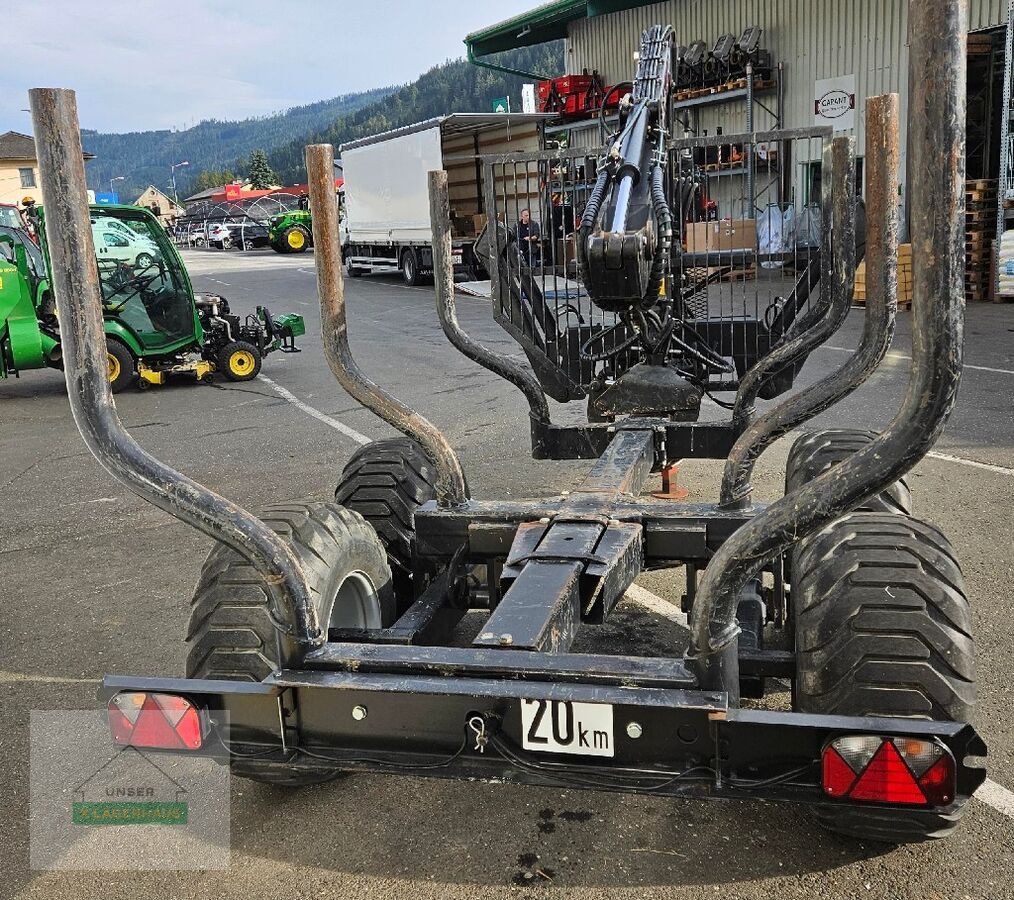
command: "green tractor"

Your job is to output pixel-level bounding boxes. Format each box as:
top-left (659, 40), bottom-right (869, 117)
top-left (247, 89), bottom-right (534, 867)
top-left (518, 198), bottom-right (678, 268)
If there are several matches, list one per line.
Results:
top-left (0, 204), bottom-right (305, 392)
top-left (268, 197), bottom-right (313, 254)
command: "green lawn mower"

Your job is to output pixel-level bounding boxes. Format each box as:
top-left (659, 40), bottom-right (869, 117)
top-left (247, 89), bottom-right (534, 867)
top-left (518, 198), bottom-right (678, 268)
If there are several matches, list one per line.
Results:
top-left (0, 204), bottom-right (305, 391)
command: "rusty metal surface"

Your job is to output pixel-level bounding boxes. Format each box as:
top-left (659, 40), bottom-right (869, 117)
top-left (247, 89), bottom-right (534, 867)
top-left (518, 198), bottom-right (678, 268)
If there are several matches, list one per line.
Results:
top-left (304, 144), bottom-right (469, 508)
top-left (427, 171), bottom-right (551, 424)
top-left (688, 0), bottom-right (969, 692)
top-left (720, 118), bottom-right (891, 508)
top-left (28, 88), bottom-right (322, 659)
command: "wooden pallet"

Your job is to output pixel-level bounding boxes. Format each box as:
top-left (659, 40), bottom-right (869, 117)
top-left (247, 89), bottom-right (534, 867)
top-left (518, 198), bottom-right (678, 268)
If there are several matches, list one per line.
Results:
top-left (966, 210), bottom-right (995, 224)
top-left (854, 295), bottom-right (912, 310)
top-left (720, 267), bottom-right (756, 282)
top-left (676, 77), bottom-right (776, 102)
top-left (966, 178), bottom-right (998, 191)
top-left (715, 78), bottom-right (748, 93)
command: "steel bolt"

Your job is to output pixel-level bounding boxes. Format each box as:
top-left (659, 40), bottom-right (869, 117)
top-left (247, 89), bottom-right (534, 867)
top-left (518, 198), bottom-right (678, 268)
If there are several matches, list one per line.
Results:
top-left (351, 705), bottom-right (368, 721)
top-left (626, 721), bottom-right (643, 739)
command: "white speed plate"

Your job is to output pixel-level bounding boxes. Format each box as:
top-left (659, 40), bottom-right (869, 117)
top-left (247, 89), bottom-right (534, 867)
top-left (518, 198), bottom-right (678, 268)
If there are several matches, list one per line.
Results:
top-left (452, 253), bottom-right (463, 264)
top-left (520, 699), bottom-right (614, 757)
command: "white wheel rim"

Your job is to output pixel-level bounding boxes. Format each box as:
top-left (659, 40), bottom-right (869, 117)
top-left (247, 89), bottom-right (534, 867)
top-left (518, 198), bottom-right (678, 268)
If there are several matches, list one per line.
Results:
top-left (327, 570), bottom-right (381, 630)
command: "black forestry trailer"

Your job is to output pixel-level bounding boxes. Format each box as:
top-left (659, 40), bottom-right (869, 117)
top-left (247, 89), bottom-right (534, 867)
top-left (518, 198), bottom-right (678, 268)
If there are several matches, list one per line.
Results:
top-left (33, 0), bottom-right (984, 849)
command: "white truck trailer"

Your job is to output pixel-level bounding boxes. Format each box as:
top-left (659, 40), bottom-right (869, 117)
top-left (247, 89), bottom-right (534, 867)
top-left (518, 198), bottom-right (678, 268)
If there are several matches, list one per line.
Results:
top-left (340, 113), bottom-right (548, 285)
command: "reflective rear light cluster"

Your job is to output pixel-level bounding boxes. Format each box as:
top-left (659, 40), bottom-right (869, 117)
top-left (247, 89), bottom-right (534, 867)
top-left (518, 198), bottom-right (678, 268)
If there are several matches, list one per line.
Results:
top-left (107, 692), bottom-right (203, 751)
top-left (822, 735), bottom-right (955, 806)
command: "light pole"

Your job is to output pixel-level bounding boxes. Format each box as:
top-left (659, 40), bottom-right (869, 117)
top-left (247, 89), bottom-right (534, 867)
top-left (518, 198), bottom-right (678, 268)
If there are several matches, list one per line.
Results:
top-left (170, 160), bottom-right (189, 205)
top-left (109, 175), bottom-right (125, 197)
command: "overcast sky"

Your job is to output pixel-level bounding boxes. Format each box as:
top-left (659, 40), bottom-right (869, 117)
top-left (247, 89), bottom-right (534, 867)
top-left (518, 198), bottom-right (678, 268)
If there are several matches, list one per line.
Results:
top-left (3, 0), bottom-right (537, 134)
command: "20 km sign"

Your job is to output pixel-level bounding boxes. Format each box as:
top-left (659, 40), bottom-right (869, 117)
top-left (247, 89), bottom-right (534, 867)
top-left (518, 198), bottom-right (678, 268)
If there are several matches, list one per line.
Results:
top-left (521, 699), bottom-right (615, 757)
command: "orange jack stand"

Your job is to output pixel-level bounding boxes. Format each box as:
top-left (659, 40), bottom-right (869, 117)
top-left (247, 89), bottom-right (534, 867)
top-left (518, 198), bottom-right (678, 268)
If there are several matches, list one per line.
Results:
top-left (652, 462), bottom-right (690, 500)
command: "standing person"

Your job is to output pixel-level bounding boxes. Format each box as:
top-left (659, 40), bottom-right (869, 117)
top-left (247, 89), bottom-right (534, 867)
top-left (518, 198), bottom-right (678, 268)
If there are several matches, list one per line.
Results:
top-left (516, 208), bottom-right (542, 268)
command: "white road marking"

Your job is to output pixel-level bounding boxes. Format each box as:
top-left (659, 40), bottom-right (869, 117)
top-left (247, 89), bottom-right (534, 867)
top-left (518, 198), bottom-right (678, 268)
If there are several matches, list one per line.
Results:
top-left (257, 375), bottom-right (370, 445)
top-left (625, 582), bottom-right (1014, 821)
top-left (624, 583), bottom-right (688, 627)
top-left (976, 779), bottom-right (1014, 819)
top-left (0, 671), bottom-right (96, 685)
top-left (821, 345), bottom-right (1014, 377)
top-left (927, 451), bottom-right (1014, 477)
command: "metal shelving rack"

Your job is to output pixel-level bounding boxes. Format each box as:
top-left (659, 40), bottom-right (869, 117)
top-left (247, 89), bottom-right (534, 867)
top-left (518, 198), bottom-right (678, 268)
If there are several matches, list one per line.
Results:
top-left (672, 62), bottom-right (785, 218)
top-left (994, 0), bottom-right (1014, 298)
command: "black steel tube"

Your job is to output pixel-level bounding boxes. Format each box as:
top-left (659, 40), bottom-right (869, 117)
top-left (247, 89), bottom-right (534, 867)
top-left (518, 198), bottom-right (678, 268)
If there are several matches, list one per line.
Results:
top-left (305, 144), bottom-right (469, 509)
top-left (719, 98), bottom-right (902, 509)
top-left (29, 88), bottom-right (322, 659)
top-left (689, 0), bottom-right (968, 693)
top-left (729, 135), bottom-right (855, 430)
top-left (427, 171), bottom-right (551, 424)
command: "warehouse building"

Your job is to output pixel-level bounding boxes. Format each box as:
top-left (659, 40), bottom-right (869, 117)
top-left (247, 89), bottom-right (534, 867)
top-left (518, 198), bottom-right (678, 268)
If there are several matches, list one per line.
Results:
top-left (466, 0), bottom-right (1013, 300)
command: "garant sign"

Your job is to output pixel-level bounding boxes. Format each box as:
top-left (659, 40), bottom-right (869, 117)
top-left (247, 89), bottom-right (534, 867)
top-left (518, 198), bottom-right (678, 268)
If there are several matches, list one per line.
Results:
top-left (814, 75), bottom-right (857, 131)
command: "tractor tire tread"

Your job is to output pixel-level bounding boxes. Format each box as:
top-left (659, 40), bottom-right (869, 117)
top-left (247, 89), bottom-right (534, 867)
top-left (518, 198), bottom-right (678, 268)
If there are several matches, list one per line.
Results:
top-left (786, 430), bottom-right (912, 515)
top-left (793, 512), bottom-right (975, 843)
top-left (335, 437), bottom-right (438, 603)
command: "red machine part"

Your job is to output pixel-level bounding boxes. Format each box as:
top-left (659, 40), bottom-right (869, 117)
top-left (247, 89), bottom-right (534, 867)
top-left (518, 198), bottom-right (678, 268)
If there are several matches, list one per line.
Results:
top-left (538, 71), bottom-right (615, 119)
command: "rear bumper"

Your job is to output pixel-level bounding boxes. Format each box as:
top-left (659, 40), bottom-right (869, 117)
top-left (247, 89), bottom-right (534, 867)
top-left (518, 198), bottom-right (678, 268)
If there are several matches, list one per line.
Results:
top-left (100, 643), bottom-right (986, 807)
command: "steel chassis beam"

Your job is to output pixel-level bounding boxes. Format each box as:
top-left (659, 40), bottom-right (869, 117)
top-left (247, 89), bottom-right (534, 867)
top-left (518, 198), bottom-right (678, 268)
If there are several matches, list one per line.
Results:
top-left (99, 669), bottom-right (986, 807)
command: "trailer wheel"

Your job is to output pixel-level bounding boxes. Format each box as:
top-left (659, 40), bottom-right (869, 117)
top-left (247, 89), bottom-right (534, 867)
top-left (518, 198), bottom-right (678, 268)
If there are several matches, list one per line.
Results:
top-left (793, 512), bottom-right (975, 843)
top-left (786, 430), bottom-right (912, 514)
top-left (218, 340), bottom-right (262, 382)
top-left (282, 226), bottom-right (309, 253)
top-left (186, 501), bottom-right (396, 785)
top-left (106, 338), bottom-right (135, 393)
top-left (401, 248), bottom-right (421, 286)
top-left (335, 437), bottom-right (438, 608)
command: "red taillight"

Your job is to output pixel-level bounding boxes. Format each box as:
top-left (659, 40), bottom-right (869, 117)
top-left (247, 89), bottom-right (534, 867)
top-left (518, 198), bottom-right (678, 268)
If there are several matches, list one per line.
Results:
top-left (821, 736), bottom-right (955, 807)
top-left (107, 692), bottom-right (203, 750)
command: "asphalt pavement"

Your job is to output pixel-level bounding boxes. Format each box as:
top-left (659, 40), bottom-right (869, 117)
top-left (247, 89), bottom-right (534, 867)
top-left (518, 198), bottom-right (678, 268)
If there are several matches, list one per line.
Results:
top-left (1, 246), bottom-right (1012, 899)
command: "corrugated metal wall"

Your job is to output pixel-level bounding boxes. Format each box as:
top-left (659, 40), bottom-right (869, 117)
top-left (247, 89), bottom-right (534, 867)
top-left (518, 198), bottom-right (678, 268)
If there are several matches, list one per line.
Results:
top-left (567, 0), bottom-right (1006, 159)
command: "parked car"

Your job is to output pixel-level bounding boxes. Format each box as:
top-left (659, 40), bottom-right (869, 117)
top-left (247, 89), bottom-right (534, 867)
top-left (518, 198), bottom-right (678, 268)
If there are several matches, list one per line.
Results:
top-left (232, 222), bottom-right (270, 250)
top-left (0, 203), bottom-right (24, 230)
top-left (207, 223), bottom-right (232, 249)
top-left (91, 218), bottom-right (162, 269)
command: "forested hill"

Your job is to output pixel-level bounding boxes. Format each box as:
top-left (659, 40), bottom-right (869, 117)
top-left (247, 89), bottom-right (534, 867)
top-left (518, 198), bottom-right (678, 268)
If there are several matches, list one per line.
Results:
top-left (80, 87), bottom-right (396, 199)
top-left (80, 41), bottom-right (564, 199)
top-left (268, 43), bottom-right (565, 183)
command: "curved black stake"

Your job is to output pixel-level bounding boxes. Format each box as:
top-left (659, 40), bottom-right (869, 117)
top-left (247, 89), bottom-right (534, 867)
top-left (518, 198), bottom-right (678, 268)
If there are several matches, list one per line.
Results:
top-left (719, 101), bottom-right (902, 510)
top-left (29, 87), bottom-right (322, 661)
top-left (427, 171), bottom-right (551, 424)
top-left (305, 144), bottom-right (469, 509)
top-left (689, 0), bottom-right (968, 697)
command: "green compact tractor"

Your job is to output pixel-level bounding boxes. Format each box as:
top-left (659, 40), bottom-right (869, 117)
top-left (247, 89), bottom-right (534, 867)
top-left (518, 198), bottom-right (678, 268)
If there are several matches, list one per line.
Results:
top-left (0, 204), bottom-right (305, 391)
top-left (269, 199), bottom-right (313, 254)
